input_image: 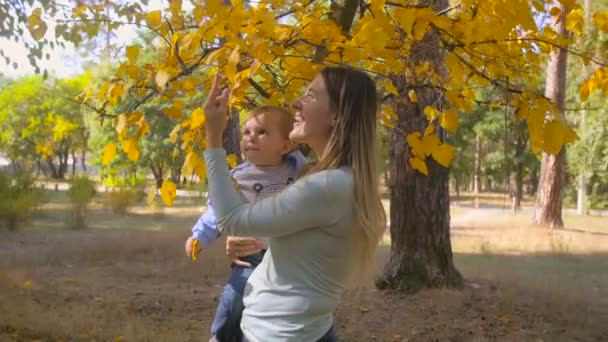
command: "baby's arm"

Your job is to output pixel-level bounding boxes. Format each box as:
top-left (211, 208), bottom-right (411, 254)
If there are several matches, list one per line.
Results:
top-left (186, 202), bottom-right (222, 260)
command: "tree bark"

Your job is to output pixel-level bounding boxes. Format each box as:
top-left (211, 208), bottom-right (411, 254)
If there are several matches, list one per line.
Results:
top-left (534, 4), bottom-right (569, 228)
top-left (222, 109), bottom-right (242, 164)
top-left (473, 133), bottom-right (481, 207)
top-left (377, 0), bottom-right (463, 293)
top-left (71, 151), bottom-right (77, 176)
top-left (577, 0), bottom-right (593, 216)
top-left (509, 122), bottom-right (526, 211)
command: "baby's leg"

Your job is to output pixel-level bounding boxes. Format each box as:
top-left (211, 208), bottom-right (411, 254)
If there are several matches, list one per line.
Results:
top-left (211, 266), bottom-right (255, 342)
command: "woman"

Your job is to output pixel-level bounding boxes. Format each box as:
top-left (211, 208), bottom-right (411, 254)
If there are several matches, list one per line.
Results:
top-left (203, 67), bottom-right (386, 341)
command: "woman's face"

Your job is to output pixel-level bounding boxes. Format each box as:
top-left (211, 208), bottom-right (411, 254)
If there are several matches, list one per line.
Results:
top-left (289, 74), bottom-right (336, 154)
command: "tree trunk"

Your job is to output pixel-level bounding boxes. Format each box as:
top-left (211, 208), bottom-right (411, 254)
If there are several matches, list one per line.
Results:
top-left (377, 0), bottom-right (463, 293)
top-left (534, 4), bottom-right (569, 228)
top-left (80, 149), bottom-right (87, 172)
top-left (71, 151), bottom-right (77, 176)
top-left (473, 134), bottom-right (481, 194)
top-left (150, 161), bottom-right (164, 189)
top-left (577, 0), bottom-right (593, 216)
top-left (47, 159), bottom-right (59, 179)
top-left (509, 122), bottom-right (526, 211)
top-left (222, 109), bottom-right (242, 164)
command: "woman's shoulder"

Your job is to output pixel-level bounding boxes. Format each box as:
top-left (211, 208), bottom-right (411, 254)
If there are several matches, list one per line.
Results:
top-left (301, 167), bottom-right (353, 194)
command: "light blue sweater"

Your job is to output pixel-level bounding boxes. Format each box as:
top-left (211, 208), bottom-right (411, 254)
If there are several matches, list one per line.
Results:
top-left (204, 148), bottom-right (356, 342)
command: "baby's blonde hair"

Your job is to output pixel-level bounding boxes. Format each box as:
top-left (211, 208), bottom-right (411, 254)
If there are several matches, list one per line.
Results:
top-left (245, 106), bottom-right (294, 139)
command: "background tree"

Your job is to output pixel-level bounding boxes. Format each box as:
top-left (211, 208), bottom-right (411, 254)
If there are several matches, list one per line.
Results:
top-left (0, 75), bottom-right (89, 179)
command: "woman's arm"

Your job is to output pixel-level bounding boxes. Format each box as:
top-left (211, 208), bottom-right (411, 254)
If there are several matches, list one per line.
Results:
top-left (204, 148), bottom-right (351, 238)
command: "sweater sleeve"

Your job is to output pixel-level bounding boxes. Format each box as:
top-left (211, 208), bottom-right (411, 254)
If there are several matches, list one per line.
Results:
top-left (203, 148), bottom-right (351, 238)
top-left (191, 200), bottom-right (221, 248)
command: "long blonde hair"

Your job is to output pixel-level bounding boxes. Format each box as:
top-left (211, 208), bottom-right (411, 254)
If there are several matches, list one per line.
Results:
top-left (308, 66), bottom-right (387, 276)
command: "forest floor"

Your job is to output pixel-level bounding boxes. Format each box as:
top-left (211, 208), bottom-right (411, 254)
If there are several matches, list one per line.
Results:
top-left (1, 190), bottom-right (607, 341)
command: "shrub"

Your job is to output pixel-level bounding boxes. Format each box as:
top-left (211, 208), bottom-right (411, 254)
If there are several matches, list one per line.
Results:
top-left (104, 188), bottom-right (140, 214)
top-left (67, 175), bottom-right (97, 228)
top-left (0, 172), bottom-right (41, 231)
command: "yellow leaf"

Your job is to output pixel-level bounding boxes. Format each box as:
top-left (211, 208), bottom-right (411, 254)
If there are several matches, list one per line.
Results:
top-left (384, 105), bottom-right (398, 120)
top-left (408, 90), bottom-right (417, 103)
top-left (146, 10), bottom-right (162, 28)
top-left (137, 120), bottom-right (150, 138)
top-left (183, 77), bottom-right (196, 91)
top-left (516, 100), bottom-right (530, 120)
top-left (122, 138), bottom-right (140, 161)
top-left (127, 112), bottom-right (143, 123)
top-left (108, 82), bottom-right (124, 106)
top-left (155, 69), bottom-right (171, 89)
top-left (226, 154), bottom-right (238, 169)
top-left (543, 120), bottom-right (566, 155)
top-left (593, 11), bottom-right (608, 32)
top-left (126, 46), bottom-right (139, 64)
top-left (190, 108), bottom-right (206, 129)
top-left (116, 115), bottom-right (127, 139)
top-left (431, 143), bottom-right (455, 167)
top-left (102, 142), bottom-right (117, 166)
top-left (169, 124), bottom-right (181, 142)
top-left (165, 100), bottom-right (184, 120)
top-left (98, 82), bottom-right (110, 101)
top-left (421, 133), bottom-right (440, 156)
top-left (566, 8), bottom-right (584, 36)
top-left (82, 87), bottom-right (93, 103)
top-left (160, 180), bottom-right (177, 207)
top-left (225, 47), bottom-right (240, 83)
top-left (381, 114), bottom-right (395, 128)
top-left (22, 280), bottom-right (32, 289)
top-left (191, 239), bottom-right (200, 261)
top-left (409, 156), bottom-right (429, 176)
top-left (440, 111), bottom-right (459, 133)
top-left (424, 106), bottom-right (438, 121)
top-left (385, 81), bottom-right (399, 95)
top-left (406, 132), bottom-right (425, 158)
top-left (124, 64), bottom-right (137, 79)
top-left (27, 9), bottom-right (47, 41)
top-left (558, 0), bottom-right (576, 10)
top-left (170, 0), bottom-right (182, 14)
top-left (549, 6), bottom-right (562, 17)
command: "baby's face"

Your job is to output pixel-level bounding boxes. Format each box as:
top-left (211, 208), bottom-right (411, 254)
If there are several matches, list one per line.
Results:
top-left (241, 113), bottom-right (291, 166)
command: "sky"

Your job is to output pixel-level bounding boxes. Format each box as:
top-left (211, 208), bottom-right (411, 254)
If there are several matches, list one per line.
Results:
top-left (0, 0), bottom-right (165, 79)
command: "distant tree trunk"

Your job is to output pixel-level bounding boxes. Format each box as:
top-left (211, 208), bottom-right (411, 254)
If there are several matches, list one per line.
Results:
top-left (80, 148), bottom-right (87, 172)
top-left (534, 3), bottom-right (569, 228)
top-left (47, 159), bottom-right (59, 179)
top-left (509, 122), bottom-right (526, 211)
top-left (223, 109), bottom-right (242, 165)
top-left (71, 151), bottom-right (77, 175)
top-left (377, 0), bottom-right (463, 293)
top-left (454, 173), bottom-right (461, 200)
top-left (150, 160), bottom-right (164, 189)
top-left (474, 133), bottom-right (481, 193)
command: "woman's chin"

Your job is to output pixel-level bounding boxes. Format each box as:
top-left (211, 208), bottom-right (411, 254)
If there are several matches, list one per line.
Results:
top-left (289, 129), bottom-right (306, 143)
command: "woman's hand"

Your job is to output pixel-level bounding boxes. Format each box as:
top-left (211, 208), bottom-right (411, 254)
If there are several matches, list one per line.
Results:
top-left (203, 74), bottom-right (230, 148)
top-left (226, 236), bottom-right (264, 267)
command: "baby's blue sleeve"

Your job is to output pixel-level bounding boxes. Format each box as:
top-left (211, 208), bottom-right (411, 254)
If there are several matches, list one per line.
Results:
top-left (191, 200), bottom-right (221, 248)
